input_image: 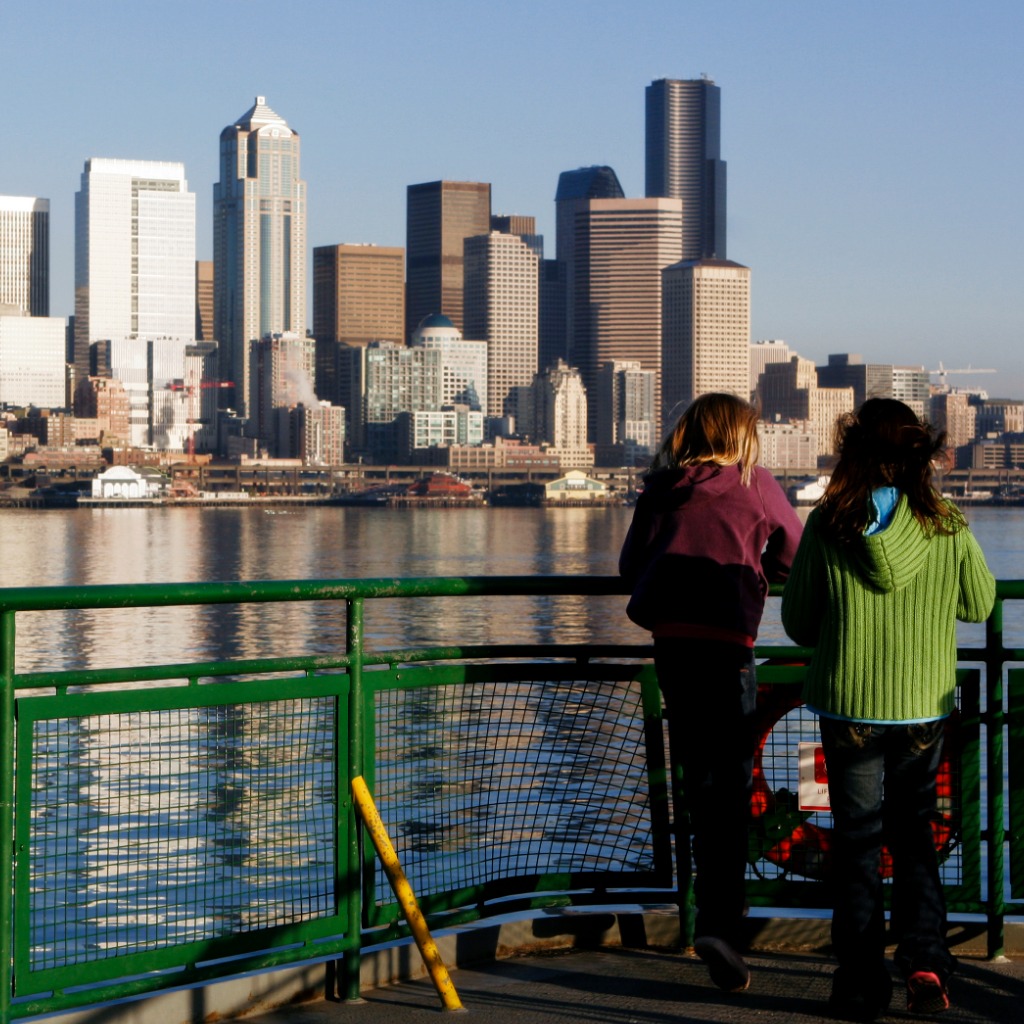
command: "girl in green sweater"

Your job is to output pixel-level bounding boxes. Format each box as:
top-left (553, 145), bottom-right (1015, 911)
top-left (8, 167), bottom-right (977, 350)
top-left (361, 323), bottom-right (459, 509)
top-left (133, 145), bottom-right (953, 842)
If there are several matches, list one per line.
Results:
top-left (782, 399), bottom-right (995, 1020)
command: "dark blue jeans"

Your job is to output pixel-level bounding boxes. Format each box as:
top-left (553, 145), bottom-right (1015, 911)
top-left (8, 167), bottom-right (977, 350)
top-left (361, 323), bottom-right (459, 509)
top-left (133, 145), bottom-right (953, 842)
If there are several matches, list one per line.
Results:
top-left (819, 716), bottom-right (957, 982)
top-left (654, 638), bottom-right (757, 948)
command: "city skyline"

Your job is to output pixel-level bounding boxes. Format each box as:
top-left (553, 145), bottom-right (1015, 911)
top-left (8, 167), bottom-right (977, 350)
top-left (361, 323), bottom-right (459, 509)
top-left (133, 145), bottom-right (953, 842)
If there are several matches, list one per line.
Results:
top-left (2, 1), bottom-right (1021, 396)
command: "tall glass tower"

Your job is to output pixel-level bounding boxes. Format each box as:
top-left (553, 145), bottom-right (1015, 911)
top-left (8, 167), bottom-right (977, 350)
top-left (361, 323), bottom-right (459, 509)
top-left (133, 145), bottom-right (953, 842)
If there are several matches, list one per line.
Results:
top-left (214, 97), bottom-right (307, 417)
top-left (645, 77), bottom-right (727, 260)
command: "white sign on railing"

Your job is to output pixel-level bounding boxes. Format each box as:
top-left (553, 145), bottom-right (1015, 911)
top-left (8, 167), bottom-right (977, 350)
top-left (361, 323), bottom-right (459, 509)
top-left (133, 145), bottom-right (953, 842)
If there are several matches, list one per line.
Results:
top-left (798, 742), bottom-right (831, 812)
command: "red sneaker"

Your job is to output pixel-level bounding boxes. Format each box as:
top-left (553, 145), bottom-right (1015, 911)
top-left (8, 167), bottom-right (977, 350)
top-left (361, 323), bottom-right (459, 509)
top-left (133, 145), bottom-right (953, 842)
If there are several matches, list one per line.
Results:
top-left (906, 970), bottom-right (949, 1014)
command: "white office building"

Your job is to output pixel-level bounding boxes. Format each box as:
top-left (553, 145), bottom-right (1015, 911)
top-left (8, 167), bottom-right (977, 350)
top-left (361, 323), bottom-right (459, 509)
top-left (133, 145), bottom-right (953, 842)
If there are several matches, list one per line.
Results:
top-left (662, 258), bottom-right (751, 429)
top-left (74, 159), bottom-right (195, 383)
top-left (463, 231), bottom-right (539, 424)
top-left (0, 314), bottom-right (65, 408)
top-left (0, 195), bottom-right (49, 316)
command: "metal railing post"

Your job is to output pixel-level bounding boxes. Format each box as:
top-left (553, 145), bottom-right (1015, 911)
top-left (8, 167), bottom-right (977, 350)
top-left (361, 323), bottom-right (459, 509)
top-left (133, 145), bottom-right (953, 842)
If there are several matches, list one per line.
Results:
top-left (985, 598), bottom-right (1006, 960)
top-left (342, 597), bottom-right (365, 1002)
top-left (0, 611), bottom-right (16, 1024)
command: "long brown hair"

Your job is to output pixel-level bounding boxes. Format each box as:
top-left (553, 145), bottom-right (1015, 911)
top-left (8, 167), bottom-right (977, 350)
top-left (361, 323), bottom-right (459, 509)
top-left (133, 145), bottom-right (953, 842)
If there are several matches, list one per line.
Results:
top-left (651, 393), bottom-right (760, 485)
top-left (817, 397), bottom-right (962, 543)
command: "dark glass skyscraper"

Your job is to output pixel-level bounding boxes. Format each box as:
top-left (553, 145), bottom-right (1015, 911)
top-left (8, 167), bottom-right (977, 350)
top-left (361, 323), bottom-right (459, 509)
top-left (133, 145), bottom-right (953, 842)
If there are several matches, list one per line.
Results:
top-left (645, 77), bottom-right (727, 260)
top-left (405, 180), bottom-right (491, 338)
top-left (552, 166), bottom-right (626, 371)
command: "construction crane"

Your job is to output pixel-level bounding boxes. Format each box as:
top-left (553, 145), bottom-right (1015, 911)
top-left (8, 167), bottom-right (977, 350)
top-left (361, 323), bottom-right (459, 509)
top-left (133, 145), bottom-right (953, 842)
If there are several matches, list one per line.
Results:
top-left (167, 378), bottom-right (233, 461)
top-left (929, 362), bottom-right (998, 388)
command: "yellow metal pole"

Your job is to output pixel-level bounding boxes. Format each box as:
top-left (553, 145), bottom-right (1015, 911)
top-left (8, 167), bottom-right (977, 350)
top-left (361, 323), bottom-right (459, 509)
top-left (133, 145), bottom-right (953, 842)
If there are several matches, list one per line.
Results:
top-left (351, 776), bottom-right (464, 1012)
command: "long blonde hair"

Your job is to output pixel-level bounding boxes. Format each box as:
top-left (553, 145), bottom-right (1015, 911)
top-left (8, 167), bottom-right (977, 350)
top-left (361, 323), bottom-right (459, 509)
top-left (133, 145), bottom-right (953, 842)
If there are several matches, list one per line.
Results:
top-left (651, 393), bottom-right (760, 485)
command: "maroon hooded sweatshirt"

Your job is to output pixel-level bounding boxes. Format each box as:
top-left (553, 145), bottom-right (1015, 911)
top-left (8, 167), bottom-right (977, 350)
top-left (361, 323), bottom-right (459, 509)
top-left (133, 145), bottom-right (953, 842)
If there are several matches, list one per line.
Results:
top-left (619, 463), bottom-right (803, 646)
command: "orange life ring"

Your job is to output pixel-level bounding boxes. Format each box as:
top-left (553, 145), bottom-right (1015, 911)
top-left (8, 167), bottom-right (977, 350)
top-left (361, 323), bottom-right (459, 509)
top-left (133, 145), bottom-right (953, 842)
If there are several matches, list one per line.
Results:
top-left (749, 683), bottom-right (960, 881)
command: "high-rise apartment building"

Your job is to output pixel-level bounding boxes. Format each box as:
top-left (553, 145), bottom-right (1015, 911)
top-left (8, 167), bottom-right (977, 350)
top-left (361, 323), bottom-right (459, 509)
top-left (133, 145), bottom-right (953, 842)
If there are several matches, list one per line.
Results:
top-left (343, 341), bottom-right (444, 454)
top-left (274, 401), bottom-right (345, 465)
top-left (409, 314), bottom-right (488, 415)
top-left (594, 359), bottom-right (658, 462)
top-left (661, 258), bottom-right (750, 429)
top-left (645, 77), bottom-right (727, 260)
top-left (214, 97), bottom-right (307, 417)
top-left (249, 332), bottom-right (317, 445)
top-left (529, 359), bottom-right (591, 466)
top-left (0, 195), bottom-right (49, 316)
top-left (464, 231), bottom-right (539, 425)
top-left (569, 198), bottom-right (684, 438)
top-left (931, 392), bottom-right (977, 452)
top-left (74, 159), bottom-right (196, 384)
top-left (892, 365), bottom-right (930, 419)
top-left (405, 180), bottom-right (491, 337)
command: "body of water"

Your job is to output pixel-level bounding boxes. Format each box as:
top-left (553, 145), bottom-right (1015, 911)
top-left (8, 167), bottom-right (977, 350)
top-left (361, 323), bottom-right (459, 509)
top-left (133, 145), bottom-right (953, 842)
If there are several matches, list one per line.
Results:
top-left (1, 504), bottom-right (1020, 673)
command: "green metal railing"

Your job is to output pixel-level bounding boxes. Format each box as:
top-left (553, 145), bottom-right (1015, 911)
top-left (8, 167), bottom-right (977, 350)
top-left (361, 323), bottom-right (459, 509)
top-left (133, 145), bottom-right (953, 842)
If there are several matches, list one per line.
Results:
top-left (0, 576), bottom-right (1020, 1022)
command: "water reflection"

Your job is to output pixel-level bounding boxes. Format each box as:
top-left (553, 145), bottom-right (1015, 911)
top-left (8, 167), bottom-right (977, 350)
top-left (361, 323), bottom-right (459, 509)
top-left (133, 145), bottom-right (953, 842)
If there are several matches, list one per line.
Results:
top-left (27, 696), bottom-right (336, 968)
top-left (375, 675), bottom-right (656, 903)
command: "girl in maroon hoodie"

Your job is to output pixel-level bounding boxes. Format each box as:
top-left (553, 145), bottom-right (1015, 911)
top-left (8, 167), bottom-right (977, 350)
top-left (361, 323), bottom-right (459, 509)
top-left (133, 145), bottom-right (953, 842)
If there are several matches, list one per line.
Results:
top-left (620, 393), bottom-right (802, 993)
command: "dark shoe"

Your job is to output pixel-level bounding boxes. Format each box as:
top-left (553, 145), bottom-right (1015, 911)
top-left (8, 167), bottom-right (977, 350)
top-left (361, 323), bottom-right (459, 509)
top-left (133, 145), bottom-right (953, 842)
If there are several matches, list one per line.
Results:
top-left (906, 971), bottom-right (949, 1014)
top-left (828, 966), bottom-right (893, 1021)
top-left (693, 936), bottom-right (750, 992)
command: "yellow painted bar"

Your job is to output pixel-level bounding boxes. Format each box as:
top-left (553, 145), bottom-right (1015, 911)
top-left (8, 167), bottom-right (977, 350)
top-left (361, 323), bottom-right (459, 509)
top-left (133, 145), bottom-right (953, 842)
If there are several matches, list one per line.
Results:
top-left (351, 775), bottom-right (464, 1012)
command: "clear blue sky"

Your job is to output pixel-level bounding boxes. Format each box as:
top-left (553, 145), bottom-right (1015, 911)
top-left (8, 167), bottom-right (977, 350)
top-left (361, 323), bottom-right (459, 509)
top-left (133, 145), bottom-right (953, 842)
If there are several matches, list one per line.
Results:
top-left (4, 1), bottom-right (1022, 396)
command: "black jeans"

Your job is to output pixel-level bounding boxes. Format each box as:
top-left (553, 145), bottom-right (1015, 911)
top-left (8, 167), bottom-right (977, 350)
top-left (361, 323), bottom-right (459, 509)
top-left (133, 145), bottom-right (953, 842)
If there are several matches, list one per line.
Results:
top-left (654, 638), bottom-right (757, 948)
top-left (819, 716), bottom-right (957, 982)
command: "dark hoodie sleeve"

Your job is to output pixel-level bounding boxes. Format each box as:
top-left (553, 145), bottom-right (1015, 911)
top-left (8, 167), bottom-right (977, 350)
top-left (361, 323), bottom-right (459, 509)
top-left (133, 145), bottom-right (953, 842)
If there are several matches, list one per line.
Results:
top-left (619, 492), bottom-right (653, 585)
top-left (757, 469), bottom-right (804, 583)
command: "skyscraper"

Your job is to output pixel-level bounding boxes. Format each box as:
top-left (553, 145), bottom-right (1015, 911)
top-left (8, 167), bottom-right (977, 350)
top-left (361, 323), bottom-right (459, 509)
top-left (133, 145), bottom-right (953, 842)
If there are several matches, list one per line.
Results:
top-left (646, 77), bottom-right (727, 260)
top-left (312, 244), bottom-right (405, 348)
top-left (553, 166), bottom-right (625, 369)
top-left (405, 180), bottom-right (491, 337)
top-left (214, 97), bottom-right (307, 416)
top-left (0, 195), bottom-right (49, 316)
top-left (195, 260), bottom-right (214, 341)
top-left (463, 231), bottom-right (539, 425)
top-left (312, 243), bottom-right (405, 408)
top-left (74, 159), bottom-right (195, 384)
top-left (567, 198), bottom-right (684, 438)
top-left (661, 258), bottom-right (750, 429)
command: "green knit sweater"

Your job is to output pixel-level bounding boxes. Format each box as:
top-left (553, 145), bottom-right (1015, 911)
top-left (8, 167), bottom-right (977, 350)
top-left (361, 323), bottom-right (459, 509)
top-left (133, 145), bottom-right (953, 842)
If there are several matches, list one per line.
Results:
top-left (781, 497), bottom-right (995, 722)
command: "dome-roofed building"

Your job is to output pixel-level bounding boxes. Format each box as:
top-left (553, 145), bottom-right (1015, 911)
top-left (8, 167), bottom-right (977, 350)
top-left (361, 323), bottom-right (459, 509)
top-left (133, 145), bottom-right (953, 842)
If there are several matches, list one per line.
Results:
top-left (409, 313), bottom-right (488, 415)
